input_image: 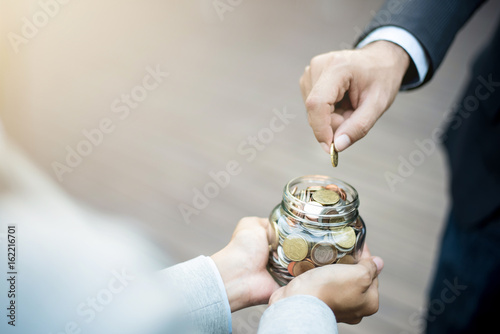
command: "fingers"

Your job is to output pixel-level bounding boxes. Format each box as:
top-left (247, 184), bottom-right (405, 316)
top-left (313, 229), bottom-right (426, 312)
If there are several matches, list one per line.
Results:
top-left (333, 91), bottom-right (385, 152)
top-left (301, 53), bottom-right (355, 150)
top-left (355, 257), bottom-right (382, 317)
top-left (299, 66), bottom-right (312, 103)
top-left (363, 281), bottom-right (380, 316)
top-left (360, 243), bottom-right (372, 258)
top-left (357, 256), bottom-right (384, 283)
top-left (329, 113), bottom-right (346, 138)
top-left (252, 217), bottom-right (274, 244)
top-left (305, 68), bottom-right (351, 147)
top-left (269, 286), bottom-right (286, 305)
top-left (234, 217), bottom-right (277, 247)
top-left (372, 256), bottom-right (384, 275)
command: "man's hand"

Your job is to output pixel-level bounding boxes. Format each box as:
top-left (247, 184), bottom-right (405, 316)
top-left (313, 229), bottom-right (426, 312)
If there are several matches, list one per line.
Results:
top-left (211, 217), bottom-right (280, 312)
top-left (300, 40), bottom-right (410, 153)
top-left (269, 244), bottom-right (384, 324)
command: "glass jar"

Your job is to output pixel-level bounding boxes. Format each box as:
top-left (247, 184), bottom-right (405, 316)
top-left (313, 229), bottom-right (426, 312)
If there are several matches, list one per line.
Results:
top-left (267, 175), bottom-right (366, 285)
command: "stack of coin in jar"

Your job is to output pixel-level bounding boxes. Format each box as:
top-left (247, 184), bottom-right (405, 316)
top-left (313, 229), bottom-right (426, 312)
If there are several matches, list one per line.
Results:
top-left (268, 182), bottom-right (364, 286)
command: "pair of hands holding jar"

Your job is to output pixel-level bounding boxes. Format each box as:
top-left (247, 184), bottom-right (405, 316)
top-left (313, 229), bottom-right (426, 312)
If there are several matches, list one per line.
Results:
top-left (212, 40), bottom-right (411, 323)
top-left (211, 217), bottom-right (383, 324)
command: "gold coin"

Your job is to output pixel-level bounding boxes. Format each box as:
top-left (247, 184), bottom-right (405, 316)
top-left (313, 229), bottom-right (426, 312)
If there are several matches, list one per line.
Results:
top-left (270, 219), bottom-right (279, 251)
top-left (325, 183), bottom-right (347, 201)
top-left (288, 260), bottom-right (316, 276)
top-left (332, 226), bottom-right (356, 249)
top-left (330, 142), bottom-right (338, 167)
top-left (312, 189), bottom-right (340, 206)
top-left (337, 254), bottom-right (356, 264)
top-left (282, 235), bottom-right (309, 261)
top-left (311, 241), bottom-right (337, 265)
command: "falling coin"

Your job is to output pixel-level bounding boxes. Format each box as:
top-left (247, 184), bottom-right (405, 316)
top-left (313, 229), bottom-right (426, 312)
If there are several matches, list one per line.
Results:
top-left (330, 142), bottom-right (338, 167)
top-left (312, 189), bottom-right (340, 206)
top-left (311, 241), bottom-right (337, 265)
top-left (282, 234), bottom-right (309, 261)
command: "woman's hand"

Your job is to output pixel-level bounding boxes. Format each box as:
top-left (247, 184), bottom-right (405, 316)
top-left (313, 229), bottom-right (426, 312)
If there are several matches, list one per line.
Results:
top-left (211, 217), bottom-right (280, 312)
top-left (269, 244), bottom-right (384, 324)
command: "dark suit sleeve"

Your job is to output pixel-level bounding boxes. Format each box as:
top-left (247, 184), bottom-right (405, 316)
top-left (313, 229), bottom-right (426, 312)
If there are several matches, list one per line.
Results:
top-left (357, 0), bottom-right (487, 86)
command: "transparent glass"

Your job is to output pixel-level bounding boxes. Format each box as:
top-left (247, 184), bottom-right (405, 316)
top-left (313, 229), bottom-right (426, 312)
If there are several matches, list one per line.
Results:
top-left (267, 175), bottom-right (366, 285)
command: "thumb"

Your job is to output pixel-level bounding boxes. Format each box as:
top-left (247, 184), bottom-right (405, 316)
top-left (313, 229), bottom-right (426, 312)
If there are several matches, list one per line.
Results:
top-left (333, 96), bottom-right (383, 152)
top-left (358, 256), bottom-right (384, 280)
top-left (269, 287), bottom-right (286, 305)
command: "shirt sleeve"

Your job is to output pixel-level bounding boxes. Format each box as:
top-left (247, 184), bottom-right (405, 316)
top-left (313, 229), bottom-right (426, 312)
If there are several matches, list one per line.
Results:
top-left (356, 25), bottom-right (430, 90)
top-left (206, 256), bottom-right (233, 333)
top-left (257, 295), bottom-right (338, 334)
top-left (160, 255), bottom-right (233, 334)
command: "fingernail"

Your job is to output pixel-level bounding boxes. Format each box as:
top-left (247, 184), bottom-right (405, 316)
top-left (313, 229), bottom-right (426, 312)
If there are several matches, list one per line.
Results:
top-left (320, 142), bottom-right (330, 154)
top-left (372, 256), bottom-right (384, 273)
top-left (334, 134), bottom-right (351, 152)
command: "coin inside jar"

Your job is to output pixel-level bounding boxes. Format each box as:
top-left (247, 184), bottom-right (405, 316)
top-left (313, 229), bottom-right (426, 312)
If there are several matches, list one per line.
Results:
top-left (337, 254), bottom-right (356, 264)
top-left (332, 226), bottom-right (356, 250)
top-left (267, 175), bottom-right (365, 285)
top-left (311, 241), bottom-right (337, 265)
top-left (312, 189), bottom-right (340, 206)
top-left (325, 183), bottom-right (347, 201)
top-left (306, 185), bottom-right (324, 192)
top-left (282, 234), bottom-right (309, 261)
top-left (269, 220), bottom-right (279, 251)
top-left (287, 260), bottom-right (316, 276)
top-left (303, 202), bottom-right (325, 221)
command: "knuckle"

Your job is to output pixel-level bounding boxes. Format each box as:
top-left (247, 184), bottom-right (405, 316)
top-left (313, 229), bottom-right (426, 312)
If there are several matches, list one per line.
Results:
top-left (358, 268), bottom-right (373, 286)
top-left (310, 55), bottom-right (323, 68)
top-left (240, 216), bottom-right (258, 225)
top-left (347, 317), bottom-right (362, 325)
top-left (366, 299), bottom-right (380, 315)
top-left (305, 95), bottom-right (320, 111)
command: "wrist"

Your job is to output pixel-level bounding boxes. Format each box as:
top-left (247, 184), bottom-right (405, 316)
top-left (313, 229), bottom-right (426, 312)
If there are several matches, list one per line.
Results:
top-left (211, 248), bottom-right (250, 312)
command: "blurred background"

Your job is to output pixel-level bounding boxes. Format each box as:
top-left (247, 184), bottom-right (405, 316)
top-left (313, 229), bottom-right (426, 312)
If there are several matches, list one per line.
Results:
top-left (1, 0), bottom-right (500, 333)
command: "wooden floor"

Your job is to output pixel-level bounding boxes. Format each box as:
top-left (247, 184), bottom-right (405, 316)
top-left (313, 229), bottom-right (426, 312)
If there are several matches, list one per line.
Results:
top-left (2, 1), bottom-right (500, 333)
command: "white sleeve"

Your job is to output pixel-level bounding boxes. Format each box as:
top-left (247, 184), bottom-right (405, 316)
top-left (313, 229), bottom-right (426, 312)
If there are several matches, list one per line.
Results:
top-left (258, 295), bottom-right (338, 334)
top-left (356, 25), bottom-right (430, 90)
top-left (160, 256), bottom-right (233, 334)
